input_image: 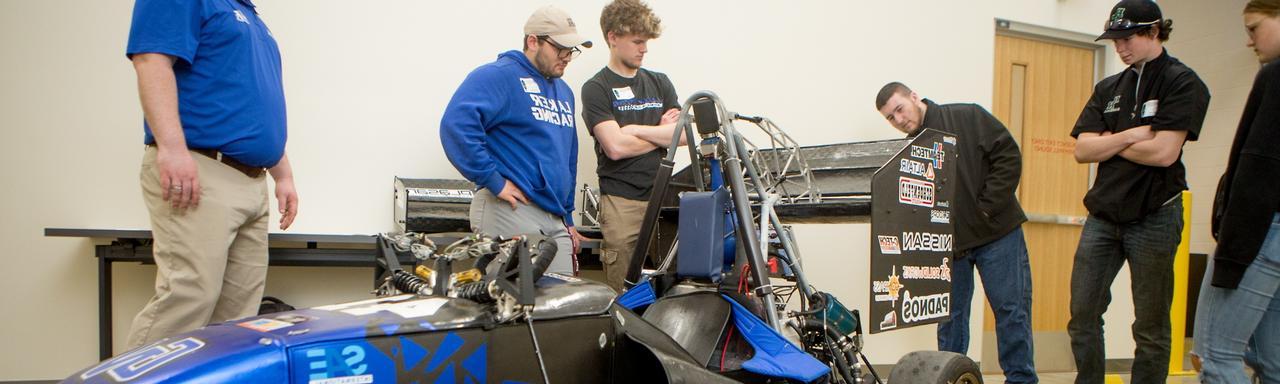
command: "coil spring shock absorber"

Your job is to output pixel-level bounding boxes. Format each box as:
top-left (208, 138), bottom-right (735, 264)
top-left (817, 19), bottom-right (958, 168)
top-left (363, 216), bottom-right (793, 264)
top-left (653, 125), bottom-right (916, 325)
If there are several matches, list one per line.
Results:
top-left (454, 281), bottom-right (494, 304)
top-left (390, 269), bottom-right (432, 295)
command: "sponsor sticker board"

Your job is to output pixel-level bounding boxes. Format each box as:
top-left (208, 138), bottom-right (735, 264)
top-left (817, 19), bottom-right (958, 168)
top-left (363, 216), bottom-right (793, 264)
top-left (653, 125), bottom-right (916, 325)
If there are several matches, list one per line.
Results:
top-left (869, 128), bottom-right (957, 333)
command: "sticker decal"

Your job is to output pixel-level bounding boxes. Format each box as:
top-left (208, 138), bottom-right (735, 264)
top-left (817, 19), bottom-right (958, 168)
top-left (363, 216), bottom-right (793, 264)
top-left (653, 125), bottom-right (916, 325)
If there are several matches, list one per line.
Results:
top-left (302, 344), bottom-right (369, 382)
top-left (930, 209), bottom-right (950, 224)
top-left (909, 143), bottom-right (945, 169)
top-left (871, 267), bottom-right (904, 303)
top-left (544, 272), bottom-right (582, 282)
top-left (520, 77), bottom-right (540, 93)
top-left (900, 290), bottom-right (950, 324)
top-left (238, 318), bottom-right (295, 332)
top-left (406, 188), bottom-right (474, 200)
top-left (337, 298), bottom-right (449, 318)
top-left (902, 231), bottom-right (953, 252)
top-left (898, 176), bottom-right (935, 208)
top-left (901, 258), bottom-right (952, 282)
top-left (80, 337), bottom-right (205, 382)
top-left (316, 295), bottom-right (413, 312)
top-left (879, 311), bottom-right (898, 330)
top-left (310, 374), bottom-right (374, 384)
top-left (899, 158), bottom-right (935, 181)
top-left (877, 235), bottom-right (902, 255)
top-left (611, 86), bottom-right (635, 100)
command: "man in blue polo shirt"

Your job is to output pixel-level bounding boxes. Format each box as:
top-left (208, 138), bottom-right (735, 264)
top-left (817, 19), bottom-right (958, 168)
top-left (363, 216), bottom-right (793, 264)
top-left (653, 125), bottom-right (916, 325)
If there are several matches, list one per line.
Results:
top-left (441, 5), bottom-right (591, 276)
top-left (124, 0), bottom-right (299, 348)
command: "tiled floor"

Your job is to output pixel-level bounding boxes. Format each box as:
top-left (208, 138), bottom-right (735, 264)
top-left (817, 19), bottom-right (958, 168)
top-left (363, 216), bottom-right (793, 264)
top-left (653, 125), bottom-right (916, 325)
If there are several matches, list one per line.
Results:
top-left (981, 372), bottom-right (1202, 383)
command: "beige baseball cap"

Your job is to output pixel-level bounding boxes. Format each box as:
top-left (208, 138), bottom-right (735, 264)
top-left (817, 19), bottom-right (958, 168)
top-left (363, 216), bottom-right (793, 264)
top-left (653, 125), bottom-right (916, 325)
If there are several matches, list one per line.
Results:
top-left (524, 5), bottom-right (593, 48)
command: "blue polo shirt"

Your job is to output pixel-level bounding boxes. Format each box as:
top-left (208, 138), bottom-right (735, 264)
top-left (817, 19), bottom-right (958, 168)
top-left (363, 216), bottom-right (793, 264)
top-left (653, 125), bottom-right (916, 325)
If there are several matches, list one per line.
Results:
top-left (126, 0), bottom-right (287, 168)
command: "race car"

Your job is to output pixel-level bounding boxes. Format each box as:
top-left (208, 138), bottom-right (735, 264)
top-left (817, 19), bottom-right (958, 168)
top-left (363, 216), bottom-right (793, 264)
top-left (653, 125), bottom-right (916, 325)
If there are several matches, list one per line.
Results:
top-left (63, 92), bottom-right (983, 384)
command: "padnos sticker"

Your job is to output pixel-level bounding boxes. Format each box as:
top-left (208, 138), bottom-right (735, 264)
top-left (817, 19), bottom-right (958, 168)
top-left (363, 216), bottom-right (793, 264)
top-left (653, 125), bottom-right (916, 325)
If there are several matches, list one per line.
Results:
top-left (898, 176), bottom-right (935, 208)
top-left (877, 235), bottom-right (902, 255)
top-left (901, 231), bottom-right (953, 252)
top-left (900, 290), bottom-right (950, 324)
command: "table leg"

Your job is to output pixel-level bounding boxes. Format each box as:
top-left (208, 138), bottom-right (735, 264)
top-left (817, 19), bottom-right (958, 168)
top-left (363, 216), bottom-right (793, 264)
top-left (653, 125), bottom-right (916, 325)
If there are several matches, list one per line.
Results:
top-left (97, 245), bottom-right (112, 361)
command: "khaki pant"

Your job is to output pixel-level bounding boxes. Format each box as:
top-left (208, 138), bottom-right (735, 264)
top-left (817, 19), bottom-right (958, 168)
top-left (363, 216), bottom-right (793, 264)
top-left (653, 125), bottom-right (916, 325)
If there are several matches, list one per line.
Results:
top-left (599, 194), bottom-right (648, 291)
top-left (126, 146), bottom-right (269, 348)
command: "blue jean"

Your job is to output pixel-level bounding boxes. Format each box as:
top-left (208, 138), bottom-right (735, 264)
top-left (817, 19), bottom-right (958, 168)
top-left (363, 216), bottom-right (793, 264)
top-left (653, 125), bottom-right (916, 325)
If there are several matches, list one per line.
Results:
top-left (1068, 197), bottom-right (1183, 384)
top-left (1193, 212), bottom-right (1280, 384)
top-left (938, 227), bottom-right (1037, 383)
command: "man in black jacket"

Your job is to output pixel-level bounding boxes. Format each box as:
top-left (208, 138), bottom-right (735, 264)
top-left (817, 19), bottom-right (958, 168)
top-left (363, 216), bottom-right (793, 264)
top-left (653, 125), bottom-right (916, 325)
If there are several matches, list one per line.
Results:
top-left (876, 82), bottom-right (1037, 384)
top-left (1069, 1), bottom-right (1210, 383)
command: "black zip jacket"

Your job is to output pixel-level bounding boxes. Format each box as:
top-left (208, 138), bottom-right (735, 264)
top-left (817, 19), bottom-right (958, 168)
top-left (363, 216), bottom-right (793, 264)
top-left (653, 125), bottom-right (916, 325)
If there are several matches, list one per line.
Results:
top-left (1211, 61), bottom-right (1280, 289)
top-left (915, 99), bottom-right (1028, 253)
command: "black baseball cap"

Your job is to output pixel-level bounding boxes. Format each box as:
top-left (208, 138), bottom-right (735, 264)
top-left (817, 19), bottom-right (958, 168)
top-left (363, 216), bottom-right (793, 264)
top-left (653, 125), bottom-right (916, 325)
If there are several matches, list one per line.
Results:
top-left (1096, 0), bottom-right (1163, 41)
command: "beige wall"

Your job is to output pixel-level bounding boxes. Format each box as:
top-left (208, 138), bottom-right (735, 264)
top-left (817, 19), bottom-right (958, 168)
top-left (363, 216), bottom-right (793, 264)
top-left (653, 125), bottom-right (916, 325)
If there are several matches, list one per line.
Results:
top-left (0, 0), bottom-right (1154, 380)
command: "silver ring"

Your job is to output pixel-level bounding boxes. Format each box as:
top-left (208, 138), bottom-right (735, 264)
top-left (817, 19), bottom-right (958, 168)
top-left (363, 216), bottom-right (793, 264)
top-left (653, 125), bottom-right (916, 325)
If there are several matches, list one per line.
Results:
top-left (171, 185), bottom-right (183, 191)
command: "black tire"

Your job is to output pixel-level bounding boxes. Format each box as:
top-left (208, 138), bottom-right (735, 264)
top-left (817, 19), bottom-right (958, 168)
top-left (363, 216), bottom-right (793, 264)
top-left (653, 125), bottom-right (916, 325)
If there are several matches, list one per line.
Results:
top-left (887, 351), bottom-right (983, 384)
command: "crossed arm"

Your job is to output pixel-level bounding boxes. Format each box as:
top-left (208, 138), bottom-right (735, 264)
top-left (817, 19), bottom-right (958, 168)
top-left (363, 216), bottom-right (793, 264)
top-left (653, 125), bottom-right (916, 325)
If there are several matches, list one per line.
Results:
top-left (591, 108), bottom-right (686, 161)
top-left (1074, 125), bottom-right (1187, 167)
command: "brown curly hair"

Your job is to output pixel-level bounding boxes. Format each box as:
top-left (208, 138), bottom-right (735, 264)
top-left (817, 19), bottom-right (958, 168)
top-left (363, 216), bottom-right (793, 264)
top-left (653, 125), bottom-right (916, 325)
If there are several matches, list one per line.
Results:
top-left (1246, 0), bottom-right (1280, 16)
top-left (600, 0), bottom-right (662, 43)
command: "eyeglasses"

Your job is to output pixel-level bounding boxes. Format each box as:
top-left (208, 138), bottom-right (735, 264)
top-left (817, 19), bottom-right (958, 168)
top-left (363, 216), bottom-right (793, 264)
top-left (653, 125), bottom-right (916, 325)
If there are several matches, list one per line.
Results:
top-left (537, 36), bottom-right (581, 60)
top-left (1104, 18), bottom-right (1158, 31)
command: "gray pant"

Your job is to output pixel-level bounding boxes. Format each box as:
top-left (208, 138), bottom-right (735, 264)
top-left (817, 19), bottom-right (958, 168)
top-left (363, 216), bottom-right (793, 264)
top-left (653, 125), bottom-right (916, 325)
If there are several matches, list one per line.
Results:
top-left (469, 189), bottom-right (575, 275)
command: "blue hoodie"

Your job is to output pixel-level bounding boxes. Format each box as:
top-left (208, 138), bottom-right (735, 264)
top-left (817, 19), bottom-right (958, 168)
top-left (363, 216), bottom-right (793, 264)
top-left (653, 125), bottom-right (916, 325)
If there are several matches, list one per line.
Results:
top-left (441, 50), bottom-right (579, 226)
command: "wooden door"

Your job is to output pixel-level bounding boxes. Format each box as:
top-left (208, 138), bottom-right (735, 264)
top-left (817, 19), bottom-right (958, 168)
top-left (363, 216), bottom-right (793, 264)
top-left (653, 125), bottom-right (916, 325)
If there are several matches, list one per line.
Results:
top-left (983, 34), bottom-right (1096, 372)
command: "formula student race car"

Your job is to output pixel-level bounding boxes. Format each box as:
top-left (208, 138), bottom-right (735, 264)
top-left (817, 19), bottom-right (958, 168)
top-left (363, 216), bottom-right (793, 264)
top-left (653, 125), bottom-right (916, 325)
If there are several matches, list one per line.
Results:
top-left (63, 92), bottom-right (983, 384)
top-left (65, 233), bottom-right (743, 383)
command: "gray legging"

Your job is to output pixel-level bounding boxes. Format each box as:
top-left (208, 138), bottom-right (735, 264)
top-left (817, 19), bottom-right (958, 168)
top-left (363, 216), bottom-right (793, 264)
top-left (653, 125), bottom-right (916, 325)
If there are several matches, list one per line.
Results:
top-left (468, 188), bottom-right (574, 275)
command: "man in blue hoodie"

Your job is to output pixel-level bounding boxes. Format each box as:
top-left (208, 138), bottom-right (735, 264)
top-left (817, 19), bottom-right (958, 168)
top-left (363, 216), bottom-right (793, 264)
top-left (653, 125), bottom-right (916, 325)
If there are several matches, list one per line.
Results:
top-left (441, 5), bottom-right (591, 276)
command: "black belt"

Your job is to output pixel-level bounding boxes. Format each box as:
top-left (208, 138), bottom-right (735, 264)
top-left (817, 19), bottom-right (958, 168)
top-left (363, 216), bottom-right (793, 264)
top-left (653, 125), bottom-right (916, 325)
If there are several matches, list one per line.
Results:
top-left (148, 144), bottom-right (265, 178)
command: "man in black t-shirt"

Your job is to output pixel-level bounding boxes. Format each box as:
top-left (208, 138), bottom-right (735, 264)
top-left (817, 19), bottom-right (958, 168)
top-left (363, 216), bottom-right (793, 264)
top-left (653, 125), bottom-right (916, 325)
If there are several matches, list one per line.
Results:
top-left (1068, 1), bottom-right (1210, 383)
top-left (581, 0), bottom-right (684, 291)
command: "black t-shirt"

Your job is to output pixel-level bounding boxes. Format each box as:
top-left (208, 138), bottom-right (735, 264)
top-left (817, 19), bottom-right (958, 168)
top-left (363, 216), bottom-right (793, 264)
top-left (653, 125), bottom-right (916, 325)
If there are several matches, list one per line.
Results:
top-left (581, 67), bottom-right (680, 200)
top-left (1070, 49), bottom-right (1210, 223)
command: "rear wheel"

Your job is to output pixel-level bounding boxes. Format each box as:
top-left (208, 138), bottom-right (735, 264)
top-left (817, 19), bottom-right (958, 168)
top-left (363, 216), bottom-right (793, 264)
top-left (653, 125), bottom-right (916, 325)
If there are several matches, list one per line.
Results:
top-left (887, 351), bottom-right (982, 384)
